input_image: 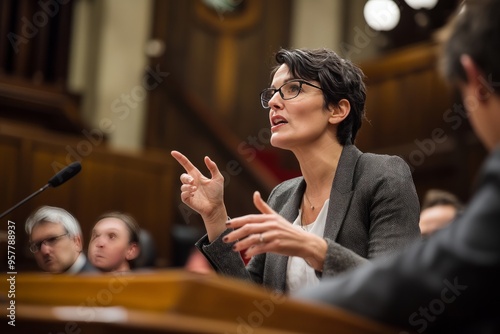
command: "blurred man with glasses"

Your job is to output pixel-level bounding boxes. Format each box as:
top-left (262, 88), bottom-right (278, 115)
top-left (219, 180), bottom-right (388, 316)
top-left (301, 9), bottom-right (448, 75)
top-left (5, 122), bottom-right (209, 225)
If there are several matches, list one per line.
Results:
top-left (25, 206), bottom-right (97, 274)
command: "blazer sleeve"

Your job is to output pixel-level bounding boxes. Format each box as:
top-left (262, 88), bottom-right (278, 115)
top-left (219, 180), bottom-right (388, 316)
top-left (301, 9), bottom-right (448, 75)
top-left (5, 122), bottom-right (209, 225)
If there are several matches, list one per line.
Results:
top-left (322, 155), bottom-right (421, 277)
top-left (195, 230), bottom-right (267, 285)
top-left (364, 154), bottom-right (421, 257)
top-left (195, 181), bottom-right (293, 287)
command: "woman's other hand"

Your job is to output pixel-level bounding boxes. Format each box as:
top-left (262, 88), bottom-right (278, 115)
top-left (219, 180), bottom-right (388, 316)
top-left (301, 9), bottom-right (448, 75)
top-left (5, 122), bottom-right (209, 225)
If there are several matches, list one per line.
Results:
top-left (224, 191), bottom-right (327, 271)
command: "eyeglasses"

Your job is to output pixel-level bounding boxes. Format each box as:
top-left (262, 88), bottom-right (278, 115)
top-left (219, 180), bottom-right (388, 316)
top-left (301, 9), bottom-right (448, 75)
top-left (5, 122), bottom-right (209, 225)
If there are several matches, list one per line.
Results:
top-left (260, 79), bottom-right (323, 109)
top-left (29, 233), bottom-right (69, 253)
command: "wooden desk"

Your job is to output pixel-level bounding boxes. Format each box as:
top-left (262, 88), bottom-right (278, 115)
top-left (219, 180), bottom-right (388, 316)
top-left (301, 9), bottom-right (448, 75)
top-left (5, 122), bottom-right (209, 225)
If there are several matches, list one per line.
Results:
top-left (0, 269), bottom-right (402, 333)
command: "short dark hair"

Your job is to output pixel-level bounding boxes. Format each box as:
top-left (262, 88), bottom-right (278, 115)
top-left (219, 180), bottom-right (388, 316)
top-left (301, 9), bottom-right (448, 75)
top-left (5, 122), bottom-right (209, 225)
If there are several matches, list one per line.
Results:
top-left (272, 48), bottom-right (367, 145)
top-left (441, 0), bottom-right (500, 96)
top-left (95, 211), bottom-right (140, 244)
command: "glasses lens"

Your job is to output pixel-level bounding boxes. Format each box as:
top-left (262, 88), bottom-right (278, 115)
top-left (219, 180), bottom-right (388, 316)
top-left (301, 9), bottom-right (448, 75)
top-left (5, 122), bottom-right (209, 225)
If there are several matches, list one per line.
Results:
top-left (29, 242), bottom-right (40, 253)
top-left (281, 81), bottom-right (302, 100)
top-left (45, 236), bottom-right (59, 247)
top-left (260, 89), bottom-right (274, 108)
top-left (29, 233), bottom-right (67, 253)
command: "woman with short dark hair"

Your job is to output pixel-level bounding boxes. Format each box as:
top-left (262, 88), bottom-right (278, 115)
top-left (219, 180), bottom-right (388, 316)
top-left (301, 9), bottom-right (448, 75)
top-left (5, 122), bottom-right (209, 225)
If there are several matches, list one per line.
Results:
top-left (172, 48), bottom-right (420, 293)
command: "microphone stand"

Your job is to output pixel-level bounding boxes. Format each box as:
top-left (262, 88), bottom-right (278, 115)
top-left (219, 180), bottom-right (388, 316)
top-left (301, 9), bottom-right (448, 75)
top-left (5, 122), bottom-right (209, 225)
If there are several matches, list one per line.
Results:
top-left (0, 184), bottom-right (50, 219)
top-left (0, 161), bottom-right (81, 220)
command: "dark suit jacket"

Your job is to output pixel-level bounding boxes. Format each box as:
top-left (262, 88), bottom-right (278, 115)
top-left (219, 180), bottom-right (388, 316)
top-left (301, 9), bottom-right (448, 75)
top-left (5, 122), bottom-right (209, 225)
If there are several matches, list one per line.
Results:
top-left (196, 145), bottom-right (420, 293)
top-left (79, 257), bottom-right (99, 274)
top-left (295, 148), bottom-right (500, 333)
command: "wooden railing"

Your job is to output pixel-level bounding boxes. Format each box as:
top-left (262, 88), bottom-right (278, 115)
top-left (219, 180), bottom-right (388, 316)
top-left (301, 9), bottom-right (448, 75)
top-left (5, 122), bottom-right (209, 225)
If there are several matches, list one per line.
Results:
top-left (0, 270), bottom-right (405, 334)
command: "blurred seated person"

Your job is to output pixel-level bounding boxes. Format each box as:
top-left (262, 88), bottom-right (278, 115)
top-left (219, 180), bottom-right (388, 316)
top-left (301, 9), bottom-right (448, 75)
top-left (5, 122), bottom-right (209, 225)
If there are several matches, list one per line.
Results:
top-left (25, 206), bottom-right (97, 274)
top-left (171, 224), bottom-right (213, 274)
top-left (184, 247), bottom-right (214, 274)
top-left (88, 211), bottom-right (140, 273)
top-left (419, 189), bottom-right (464, 237)
top-left (132, 229), bottom-right (158, 269)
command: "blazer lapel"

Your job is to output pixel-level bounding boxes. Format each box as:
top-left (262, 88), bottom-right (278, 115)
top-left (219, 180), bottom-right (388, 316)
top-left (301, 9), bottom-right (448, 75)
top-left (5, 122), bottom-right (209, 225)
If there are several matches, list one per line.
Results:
top-left (280, 180), bottom-right (306, 222)
top-left (272, 179), bottom-right (305, 292)
top-left (323, 145), bottom-right (363, 241)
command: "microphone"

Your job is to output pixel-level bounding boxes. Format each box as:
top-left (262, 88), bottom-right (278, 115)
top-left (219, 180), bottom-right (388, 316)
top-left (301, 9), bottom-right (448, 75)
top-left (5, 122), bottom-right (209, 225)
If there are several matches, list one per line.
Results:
top-left (48, 161), bottom-right (82, 187)
top-left (0, 161), bottom-right (82, 219)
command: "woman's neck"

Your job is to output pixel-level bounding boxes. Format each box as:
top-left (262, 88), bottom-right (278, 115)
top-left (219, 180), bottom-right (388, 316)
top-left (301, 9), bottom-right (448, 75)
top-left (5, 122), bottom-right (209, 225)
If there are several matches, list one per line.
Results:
top-left (295, 141), bottom-right (343, 195)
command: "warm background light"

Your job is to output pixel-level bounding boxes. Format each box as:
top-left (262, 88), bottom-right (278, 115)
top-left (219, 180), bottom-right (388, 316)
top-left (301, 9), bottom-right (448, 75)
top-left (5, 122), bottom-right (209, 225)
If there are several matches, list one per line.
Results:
top-left (363, 0), bottom-right (401, 31)
top-left (404, 0), bottom-right (439, 10)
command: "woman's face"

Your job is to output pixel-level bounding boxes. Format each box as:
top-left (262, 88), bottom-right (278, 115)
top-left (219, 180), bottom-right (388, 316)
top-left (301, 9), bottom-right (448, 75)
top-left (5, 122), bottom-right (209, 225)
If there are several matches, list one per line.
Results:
top-left (88, 217), bottom-right (137, 272)
top-left (267, 64), bottom-right (334, 151)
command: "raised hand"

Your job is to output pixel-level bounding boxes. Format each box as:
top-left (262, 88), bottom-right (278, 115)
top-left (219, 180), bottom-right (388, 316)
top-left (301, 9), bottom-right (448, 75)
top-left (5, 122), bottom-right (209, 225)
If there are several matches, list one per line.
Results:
top-left (171, 150), bottom-right (228, 240)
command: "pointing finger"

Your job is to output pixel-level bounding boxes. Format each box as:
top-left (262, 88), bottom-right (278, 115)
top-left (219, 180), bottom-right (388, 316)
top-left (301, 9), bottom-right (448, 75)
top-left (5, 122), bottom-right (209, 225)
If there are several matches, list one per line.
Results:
top-left (171, 150), bottom-right (199, 175)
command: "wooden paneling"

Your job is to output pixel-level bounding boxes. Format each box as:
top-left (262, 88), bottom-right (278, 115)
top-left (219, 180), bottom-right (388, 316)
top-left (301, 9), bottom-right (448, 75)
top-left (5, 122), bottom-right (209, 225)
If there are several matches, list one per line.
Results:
top-left (0, 77), bottom-right (85, 133)
top-left (0, 0), bottom-right (82, 133)
top-left (0, 134), bottom-right (23, 210)
top-left (1, 0), bottom-right (74, 85)
top-left (0, 0), bottom-right (13, 74)
top-left (0, 121), bottom-right (175, 270)
top-left (147, 0), bottom-right (292, 145)
top-left (357, 42), bottom-right (487, 202)
top-left (146, 0), bottom-right (291, 222)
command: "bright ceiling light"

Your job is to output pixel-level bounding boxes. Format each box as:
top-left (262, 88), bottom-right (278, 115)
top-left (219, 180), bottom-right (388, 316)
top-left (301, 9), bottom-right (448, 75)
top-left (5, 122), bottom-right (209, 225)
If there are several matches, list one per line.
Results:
top-left (364, 0), bottom-right (401, 31)
top-left (404, 0), bottom-right (439, 10)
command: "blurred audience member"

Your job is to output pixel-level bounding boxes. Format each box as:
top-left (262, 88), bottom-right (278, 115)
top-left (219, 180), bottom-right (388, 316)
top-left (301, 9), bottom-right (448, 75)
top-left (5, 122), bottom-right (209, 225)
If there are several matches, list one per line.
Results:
top-left (419, 189), bottom-right (464, 236)
top-left (184, 247), bottom-right (214, 274)
top-left (132, 229), bottom-right (158, 269)
top-left (171, 224), bottom-right (214, 274)
top-left (88, 211), bottom-right (140, 273)
top-left (25, 206), bottom-right (97, 274)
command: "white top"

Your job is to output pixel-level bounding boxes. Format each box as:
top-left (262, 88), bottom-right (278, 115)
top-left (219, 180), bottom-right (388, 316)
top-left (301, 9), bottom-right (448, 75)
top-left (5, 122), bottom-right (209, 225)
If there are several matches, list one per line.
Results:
top-left (286, 199), bottom-right (329, 292)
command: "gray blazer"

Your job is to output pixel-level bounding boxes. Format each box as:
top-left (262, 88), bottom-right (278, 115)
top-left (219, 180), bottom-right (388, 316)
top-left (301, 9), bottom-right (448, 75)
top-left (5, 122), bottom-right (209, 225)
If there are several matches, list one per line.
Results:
top-left (196, 145), bottom-right (420, 293)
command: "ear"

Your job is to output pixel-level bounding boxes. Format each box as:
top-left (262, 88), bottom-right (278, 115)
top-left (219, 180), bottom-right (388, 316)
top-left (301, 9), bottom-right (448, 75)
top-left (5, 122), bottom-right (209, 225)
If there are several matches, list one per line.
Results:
top-left (328, 99), bottom-right (350, 125)
top-left (125, 243), bottom-right (140, 261)
top-left (460, 55), bottom-right (491, 101)
top-left (72, 235), bottom-right (83, 252)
